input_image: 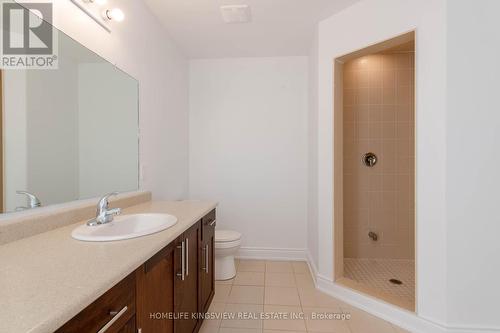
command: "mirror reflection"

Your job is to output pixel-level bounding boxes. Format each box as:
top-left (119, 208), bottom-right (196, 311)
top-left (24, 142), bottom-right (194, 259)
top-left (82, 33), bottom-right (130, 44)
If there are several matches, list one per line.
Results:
top-left (1, 20), bottom-right (139, 213)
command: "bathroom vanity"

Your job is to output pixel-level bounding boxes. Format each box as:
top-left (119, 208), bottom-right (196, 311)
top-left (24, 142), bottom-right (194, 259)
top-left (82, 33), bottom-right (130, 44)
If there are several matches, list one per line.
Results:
top-left (0, 200), bottom-right (217, 333)
top-left (56, 209), bottom-right (216, 333)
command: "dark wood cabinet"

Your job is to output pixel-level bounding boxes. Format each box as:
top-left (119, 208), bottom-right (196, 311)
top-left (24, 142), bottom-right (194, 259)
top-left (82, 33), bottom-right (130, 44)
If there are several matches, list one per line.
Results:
top-left (55, 273), bottom-right (136, 333)
top-left (174, 223), bottom-right (200, 333)
top-left (117, 316), bottom-right (136, 333)
top-left (199, 210), bottom-right (216, 313)
top-left (136, 243), bottom-right (175, 333)
top-left (57, 211), bottom-right (215, 333)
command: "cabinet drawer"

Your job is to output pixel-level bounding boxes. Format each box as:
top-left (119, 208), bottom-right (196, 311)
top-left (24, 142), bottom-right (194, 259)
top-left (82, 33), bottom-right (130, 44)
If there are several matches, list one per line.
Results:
top-left (56, 273), bottom-right (136, 333)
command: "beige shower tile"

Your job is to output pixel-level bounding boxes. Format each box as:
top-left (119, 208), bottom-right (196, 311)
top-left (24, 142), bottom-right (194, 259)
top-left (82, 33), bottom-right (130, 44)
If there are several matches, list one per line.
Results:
top-left (369, 69), bottom-right (383, 88)
top-left (382, 175), bottom-right (398, 191)
top-left (357, 104), bottom-right (370, 122)
top-left (397, 68), bottom-right (413, 86)
top-left (382, 85), bottom-right (397, 104)
top-left (369, 87), bottom-right (383, 105)
top-left (368, 105), bottom-right (382, 122)
top-left (381, 122), bottom-right (397, 139)
top-left (369, 122), bottom-right (382, 140)
top-left (344, 106), bottom-right (356, 122)
top-left (358, 122), bottom-right (370, 140)
top-left (358, 70), bottom-right (371, 88)
top-left (381, 105), bottom-right (397, 121)
top-left (344, 70), bottom-right (357, 89)
top-left (358, 87), bottom-right (370, 105)
top-left (344, 88), bottom-right (357, 106)
top-left (397, 85), bottom-right (412, 105)
top-left (396, 53), bottom-right (412, 69)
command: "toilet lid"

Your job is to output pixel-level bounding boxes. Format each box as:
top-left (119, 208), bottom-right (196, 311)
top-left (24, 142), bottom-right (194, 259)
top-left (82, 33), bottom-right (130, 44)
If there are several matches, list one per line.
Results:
top-left (215, 230), bottom-right (242, 242)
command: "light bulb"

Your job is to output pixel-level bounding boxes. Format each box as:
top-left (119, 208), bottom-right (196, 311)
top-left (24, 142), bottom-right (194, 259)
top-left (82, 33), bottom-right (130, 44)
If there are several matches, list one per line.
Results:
top-left (104, 8), bottom-right (125, 22)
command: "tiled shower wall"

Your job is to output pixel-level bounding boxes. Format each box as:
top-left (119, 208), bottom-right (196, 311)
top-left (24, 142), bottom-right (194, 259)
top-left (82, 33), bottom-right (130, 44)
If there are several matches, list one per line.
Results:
top-left (343, 51), bottom-right (415, 259)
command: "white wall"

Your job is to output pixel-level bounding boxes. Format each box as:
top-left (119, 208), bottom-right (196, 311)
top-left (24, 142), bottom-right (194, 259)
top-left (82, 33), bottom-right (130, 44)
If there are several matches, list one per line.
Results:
top-left (307, 31), bottom-right (320, 268)
top-left (189, 57), bottom-right (309, 255)
top-left (446, 0), bottom-right (500, 329)
top-left (314, 0), bottom-right (448, 327)
top-left (51, 0), bottom-right (189, 200)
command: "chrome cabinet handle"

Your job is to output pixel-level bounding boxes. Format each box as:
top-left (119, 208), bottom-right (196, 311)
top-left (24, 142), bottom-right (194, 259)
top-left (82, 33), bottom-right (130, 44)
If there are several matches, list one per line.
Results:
top-left (209, 220), bottom-right (216, 226)
top-left (176, 241), bottom-right (185, 281)
top-left (201, 245), bottom-right (207, 272)
top-left (185, 238), bottom-right (189, 277)
top-left (205, 244), bottom-right (209, 274)
top-left (97, 306), bottom-right (128, 333)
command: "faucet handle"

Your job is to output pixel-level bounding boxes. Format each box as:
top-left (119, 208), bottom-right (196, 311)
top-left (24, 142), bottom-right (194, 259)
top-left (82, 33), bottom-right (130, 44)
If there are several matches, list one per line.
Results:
top-left (16, 191), bottom-right (42, 208)
top-left (97, 192), bottom-right (120, 209)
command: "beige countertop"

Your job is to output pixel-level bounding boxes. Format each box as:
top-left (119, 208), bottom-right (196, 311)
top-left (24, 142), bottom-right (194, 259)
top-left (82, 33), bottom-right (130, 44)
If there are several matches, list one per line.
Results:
top-left (0, 200), bottom-right (217, 333)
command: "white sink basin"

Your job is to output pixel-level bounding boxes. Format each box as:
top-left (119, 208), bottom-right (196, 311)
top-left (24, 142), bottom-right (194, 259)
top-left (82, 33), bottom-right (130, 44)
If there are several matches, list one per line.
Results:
top-left (71, 213), bottom-right (178, 242)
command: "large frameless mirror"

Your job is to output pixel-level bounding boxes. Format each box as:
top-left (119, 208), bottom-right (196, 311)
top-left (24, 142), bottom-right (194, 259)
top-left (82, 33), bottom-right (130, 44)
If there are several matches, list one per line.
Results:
top-left (0, 1), bottom-right (139, 213)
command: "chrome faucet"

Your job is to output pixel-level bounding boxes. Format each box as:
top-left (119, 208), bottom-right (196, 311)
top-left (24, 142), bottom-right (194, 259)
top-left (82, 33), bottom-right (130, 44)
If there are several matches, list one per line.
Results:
top-left (87, 192), bottom-right (122, 226)
top-left (16, 191), bottom-right (42, 210)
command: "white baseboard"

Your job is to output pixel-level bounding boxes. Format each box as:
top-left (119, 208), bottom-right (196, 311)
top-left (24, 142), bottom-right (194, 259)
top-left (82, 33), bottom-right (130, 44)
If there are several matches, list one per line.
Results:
top-left (305, 252), bottom-right (500, 333)
top-left (236, 247), bottom-right (307, 261)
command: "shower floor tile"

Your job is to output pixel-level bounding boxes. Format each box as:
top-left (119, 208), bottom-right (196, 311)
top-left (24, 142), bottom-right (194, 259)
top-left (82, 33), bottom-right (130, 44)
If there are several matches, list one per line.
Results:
top-left (344, 258), bottom-right (415, 309)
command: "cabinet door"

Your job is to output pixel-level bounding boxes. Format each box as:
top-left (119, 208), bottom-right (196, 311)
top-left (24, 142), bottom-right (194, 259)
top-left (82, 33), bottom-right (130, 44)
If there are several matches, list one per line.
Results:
top-left (117, 316), bottom-right (136, 333)
top-left (199, 212), bottom-right (216, 313)
top-left (136, 244), bottom-right (175, 333)
top-left (174, 225), bottom-right (200, 333)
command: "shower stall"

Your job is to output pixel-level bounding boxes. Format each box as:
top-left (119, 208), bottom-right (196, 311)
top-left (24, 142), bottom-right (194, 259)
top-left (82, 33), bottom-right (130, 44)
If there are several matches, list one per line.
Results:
top-left (334, 32), bottom-right (416, 311)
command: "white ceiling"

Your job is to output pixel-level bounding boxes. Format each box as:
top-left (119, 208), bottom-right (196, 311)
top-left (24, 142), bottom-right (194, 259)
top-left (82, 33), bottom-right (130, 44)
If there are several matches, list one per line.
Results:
top-left (143, 0), bottom-right (360, 59)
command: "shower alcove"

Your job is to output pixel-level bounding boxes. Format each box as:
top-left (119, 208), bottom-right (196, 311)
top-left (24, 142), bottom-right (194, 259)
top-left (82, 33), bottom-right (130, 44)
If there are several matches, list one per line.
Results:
top-left (333, 32), bottom-right (416, 311)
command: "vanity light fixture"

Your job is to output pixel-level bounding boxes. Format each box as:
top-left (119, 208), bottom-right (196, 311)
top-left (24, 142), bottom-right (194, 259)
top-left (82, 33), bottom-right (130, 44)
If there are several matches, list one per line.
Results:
top-left (70, 0), bottom-right (124, 33)
top-left (103, 8), bottom-right (125, 22)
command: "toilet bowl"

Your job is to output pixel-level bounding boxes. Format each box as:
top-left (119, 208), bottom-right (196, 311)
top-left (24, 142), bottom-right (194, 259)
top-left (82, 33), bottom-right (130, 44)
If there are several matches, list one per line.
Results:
top-left (215, 230), bottom-right (242, 280)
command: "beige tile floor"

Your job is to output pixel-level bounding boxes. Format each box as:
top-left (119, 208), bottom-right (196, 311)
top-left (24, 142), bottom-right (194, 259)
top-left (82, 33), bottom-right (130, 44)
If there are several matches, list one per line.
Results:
top-left (200, 259), bottom-right (411, 333)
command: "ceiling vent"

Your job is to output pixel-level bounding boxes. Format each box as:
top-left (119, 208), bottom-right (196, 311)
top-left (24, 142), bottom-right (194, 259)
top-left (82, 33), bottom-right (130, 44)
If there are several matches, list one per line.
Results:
top-left (220, 5), bottom-right (251, 24)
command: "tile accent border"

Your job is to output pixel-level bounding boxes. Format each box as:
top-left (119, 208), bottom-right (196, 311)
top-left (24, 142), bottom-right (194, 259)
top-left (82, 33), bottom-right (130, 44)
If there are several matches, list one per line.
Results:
top-left (0, 191), bottom-right (152, 245)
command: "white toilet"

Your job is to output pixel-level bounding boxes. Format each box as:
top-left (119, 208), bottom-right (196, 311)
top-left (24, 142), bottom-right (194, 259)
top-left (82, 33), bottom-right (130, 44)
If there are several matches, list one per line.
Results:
top-left (215, 230), bottom-right (242, 281)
